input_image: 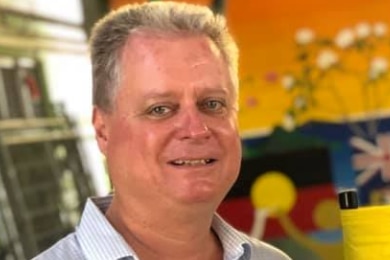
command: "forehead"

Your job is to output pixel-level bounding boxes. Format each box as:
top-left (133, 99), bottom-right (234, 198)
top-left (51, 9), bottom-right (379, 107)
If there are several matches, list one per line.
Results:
top-left (122, 31), bottom-right (223, 66)
top-left (118, 31), bottom-right (232, 90)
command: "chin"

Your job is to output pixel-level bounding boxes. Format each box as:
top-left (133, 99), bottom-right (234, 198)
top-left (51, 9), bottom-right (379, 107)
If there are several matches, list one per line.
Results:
top-left (176, 187), bottom-right (226, 206)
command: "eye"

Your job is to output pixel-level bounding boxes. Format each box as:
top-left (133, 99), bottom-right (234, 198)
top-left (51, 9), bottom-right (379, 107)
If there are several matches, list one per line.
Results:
top-left (200, 99), bottom-right (226, 114)
top-left (147, 105), bottom-right (175, 118)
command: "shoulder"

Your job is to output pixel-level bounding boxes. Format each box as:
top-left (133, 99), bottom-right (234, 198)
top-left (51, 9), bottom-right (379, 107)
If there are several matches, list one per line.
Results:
top-left (244, 234), bottom-right (292, 260)
top-left (32, 233), bottom-right (86, 260)
top-left (212, 214), bottom-right (291, 260)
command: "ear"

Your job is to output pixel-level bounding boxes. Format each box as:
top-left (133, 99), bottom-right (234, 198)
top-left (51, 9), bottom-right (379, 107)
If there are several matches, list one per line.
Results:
top-left (92, 106), bottom-right (109, 156)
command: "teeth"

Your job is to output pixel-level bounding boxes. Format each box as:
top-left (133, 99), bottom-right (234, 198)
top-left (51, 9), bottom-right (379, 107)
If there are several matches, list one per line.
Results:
top-left (172, 159), bottom-right (212, 166)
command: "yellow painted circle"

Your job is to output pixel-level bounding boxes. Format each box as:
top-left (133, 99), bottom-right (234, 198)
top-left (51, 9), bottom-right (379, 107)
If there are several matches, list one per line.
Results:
top-left (250, 171), bottom-right (297, 217)
top-left (313, 199), bottom-right (341, 230)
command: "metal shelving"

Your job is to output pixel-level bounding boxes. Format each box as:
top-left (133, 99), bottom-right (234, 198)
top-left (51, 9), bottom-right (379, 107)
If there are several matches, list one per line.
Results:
top-left (0, 118), bottom-right (95, 259)
top-left (0, 54), bottom-right (95, 259)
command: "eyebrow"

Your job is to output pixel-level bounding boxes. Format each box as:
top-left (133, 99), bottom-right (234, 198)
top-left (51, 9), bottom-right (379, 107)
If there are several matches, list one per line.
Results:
top-left (142, 91), bottom-right (178, 101)
top-left (200, 87), bottom-right (229, 95)
top-left (197, 87), bottom-right (232, 100)
top-left (142, 87), bottom-right (230, 99)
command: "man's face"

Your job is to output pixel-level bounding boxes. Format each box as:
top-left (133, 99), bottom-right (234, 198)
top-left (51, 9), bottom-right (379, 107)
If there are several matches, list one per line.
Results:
top-left (94, 32), bottom-right (241, 209)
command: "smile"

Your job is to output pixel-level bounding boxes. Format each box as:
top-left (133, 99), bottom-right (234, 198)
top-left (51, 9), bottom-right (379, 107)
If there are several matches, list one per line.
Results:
top-left (170, 159), bottom-right (216, 166)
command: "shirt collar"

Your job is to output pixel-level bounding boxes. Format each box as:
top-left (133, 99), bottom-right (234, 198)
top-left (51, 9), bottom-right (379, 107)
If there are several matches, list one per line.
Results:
top-left (77, 196), bottom-right (137, 260)
top-left (212, 214), bottom-right (252, 260)
top-left (77, 196), bottom-right (251, 260)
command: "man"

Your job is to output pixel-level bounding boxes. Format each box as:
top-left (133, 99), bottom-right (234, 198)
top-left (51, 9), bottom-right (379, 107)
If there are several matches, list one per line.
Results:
top-left (34, 2), bottom-right (291, 259)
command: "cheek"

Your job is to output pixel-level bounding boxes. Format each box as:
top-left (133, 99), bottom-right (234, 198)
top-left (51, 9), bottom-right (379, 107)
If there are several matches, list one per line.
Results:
top-left (217, 116), bottom-right (240, 143)
top-left (227, 135), bottom-right (242, 171)
top-left (106, 120), bottom-right (155, 187)
top-left (107, 118), bottom-right (170, 162)
top-left (105, 116), bottom-right (145, 170)
top-left (105, 119), bottom-right (134, 178)
top-left (213, 117), bottom-right (241, 161)
top-left (107, 119), bottom-right (132, 151)
top-left (224, 119), bottom-right (242, 165)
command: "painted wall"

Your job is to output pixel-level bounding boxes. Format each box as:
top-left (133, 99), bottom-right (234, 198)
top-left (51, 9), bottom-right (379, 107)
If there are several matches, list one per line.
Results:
top-left (110, 0), bottom-right (390, 134)
top-left (226, 0), bottom-right (390, 132)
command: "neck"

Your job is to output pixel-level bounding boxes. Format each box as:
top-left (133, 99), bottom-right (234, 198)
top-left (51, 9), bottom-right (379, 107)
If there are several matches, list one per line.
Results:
top-left (106, 196), bottom-right (223, 260)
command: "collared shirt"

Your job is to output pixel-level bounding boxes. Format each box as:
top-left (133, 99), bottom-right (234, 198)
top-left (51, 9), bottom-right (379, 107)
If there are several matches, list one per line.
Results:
top-left (33, 196), bottom-right (290, 260)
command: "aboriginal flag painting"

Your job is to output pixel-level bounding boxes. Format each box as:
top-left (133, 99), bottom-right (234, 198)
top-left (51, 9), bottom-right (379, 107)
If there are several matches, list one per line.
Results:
top-left (218, 125), bottom-right (344, 259)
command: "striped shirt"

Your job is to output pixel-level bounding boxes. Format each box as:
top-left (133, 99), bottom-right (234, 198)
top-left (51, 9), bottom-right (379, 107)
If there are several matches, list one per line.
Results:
top-left (33, 196), bottom-right (290, 260)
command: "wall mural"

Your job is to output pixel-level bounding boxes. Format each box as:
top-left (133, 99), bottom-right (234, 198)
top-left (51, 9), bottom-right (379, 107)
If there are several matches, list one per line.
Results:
top-left (109, 1), bottom-right (390, 259)
top-left (220, 117), bottom-right (390, 259)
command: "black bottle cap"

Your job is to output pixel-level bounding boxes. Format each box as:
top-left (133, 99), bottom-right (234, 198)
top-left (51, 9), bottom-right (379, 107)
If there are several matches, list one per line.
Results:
top-left (338, 190), bottom-right (359, 209)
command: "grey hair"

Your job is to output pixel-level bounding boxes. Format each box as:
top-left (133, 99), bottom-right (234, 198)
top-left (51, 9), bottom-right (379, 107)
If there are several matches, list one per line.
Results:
top-left (90, 1), bottom-right (239, 112)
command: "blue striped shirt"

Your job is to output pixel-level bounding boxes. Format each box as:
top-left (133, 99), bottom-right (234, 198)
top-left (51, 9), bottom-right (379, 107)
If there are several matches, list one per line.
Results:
top-left (33, 196), bottom-right (290, 260)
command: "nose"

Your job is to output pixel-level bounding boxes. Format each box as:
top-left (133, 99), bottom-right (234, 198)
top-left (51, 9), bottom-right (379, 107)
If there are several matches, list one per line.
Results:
top-left (176, 108), bottom-right (210, 140)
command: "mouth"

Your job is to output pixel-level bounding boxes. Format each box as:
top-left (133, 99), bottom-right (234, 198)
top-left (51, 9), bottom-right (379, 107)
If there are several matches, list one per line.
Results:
top-left (169, 158), bottom-right (216, 166)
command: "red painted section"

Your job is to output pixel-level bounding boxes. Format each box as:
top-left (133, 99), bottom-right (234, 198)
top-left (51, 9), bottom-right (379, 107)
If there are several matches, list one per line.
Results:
top-left (217, 183), bottom-right (337, 238)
